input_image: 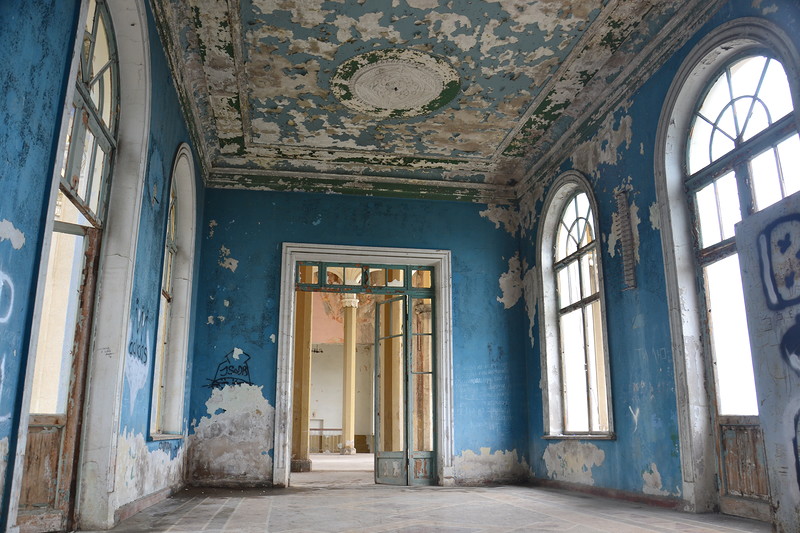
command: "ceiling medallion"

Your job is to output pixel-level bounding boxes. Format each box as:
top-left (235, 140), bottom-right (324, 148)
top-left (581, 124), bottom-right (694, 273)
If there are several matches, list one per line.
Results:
top-left (331, 49), bottom-right (460, 118)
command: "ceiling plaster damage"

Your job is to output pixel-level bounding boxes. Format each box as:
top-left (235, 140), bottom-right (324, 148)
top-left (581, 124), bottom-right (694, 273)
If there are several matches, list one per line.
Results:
top-left (151, 0), bottom-right (724, 203)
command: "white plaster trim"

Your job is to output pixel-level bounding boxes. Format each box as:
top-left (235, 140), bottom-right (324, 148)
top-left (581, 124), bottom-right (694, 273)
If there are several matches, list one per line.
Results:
top-left (274, 243), bottom-right (454, 486)
top-left (7, 2), bottom-right (92, 528)
top-left (75, 0), bottom-right (152, 528)
top-left (536, 171), bottom-right (613, 438)
top-left (654, 17), bottom-right (800, 513)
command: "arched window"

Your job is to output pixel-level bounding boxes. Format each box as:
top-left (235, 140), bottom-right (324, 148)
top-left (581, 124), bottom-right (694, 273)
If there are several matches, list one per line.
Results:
top-left (150, 146), bottom-right (195, 437)
top-left (539, 172), bottom-right (612, 437)
top-left (655, 18), bottom-right (800, 517)
top-left (686, 52), bottom-right (798, 416)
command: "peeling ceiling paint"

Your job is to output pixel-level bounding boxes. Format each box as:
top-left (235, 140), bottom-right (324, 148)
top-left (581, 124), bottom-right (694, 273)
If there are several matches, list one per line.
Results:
top-left (152, 0), bottom-right (725, 202)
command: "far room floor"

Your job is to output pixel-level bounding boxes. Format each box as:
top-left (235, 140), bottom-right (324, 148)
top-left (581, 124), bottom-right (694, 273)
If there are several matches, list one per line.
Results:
top-left (87, 455), bottom-right (769, 532)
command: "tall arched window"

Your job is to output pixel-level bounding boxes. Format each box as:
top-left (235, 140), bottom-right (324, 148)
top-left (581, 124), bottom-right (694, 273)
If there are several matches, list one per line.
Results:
top-left (539, 172), bottom-right (612, 437)
top-left (655, 18), bottom-right (800, 518)
top-left (150, 145), bottom-right (196, 438)
top-left (686, 53), bottom-right (798, 417)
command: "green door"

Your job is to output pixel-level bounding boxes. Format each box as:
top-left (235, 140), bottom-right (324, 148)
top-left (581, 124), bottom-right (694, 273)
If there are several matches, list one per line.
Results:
top-left (374, 295), bottom-right (436, 485)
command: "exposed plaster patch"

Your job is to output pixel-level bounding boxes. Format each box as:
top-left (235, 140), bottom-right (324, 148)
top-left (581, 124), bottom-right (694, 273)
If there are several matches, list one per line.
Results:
top-left (752, 0), bottom-right (779, 15)
top-left (518, 179), bottom-right (545, 236)
top-left (649, 202), bottom-right (661, 231)
top-left (0, 219), bottom-right (25, 249)
top-left (252, 0), bottom-right (327, 27)
top-left (218, 245), bottom-right (239, 272)
top-left (453, 447), bottom-right (529, 484)
top-left (207, 316), bottom-right (215, 325)
top-left (208, 220), bottom-right (218, 238)
top-left (642, 462), bottom-right (672, 496)
top-left (270, 334), bottom-right (276, 343)
top-left (497, 253), bottom-right (524, 309)
top-left (114, 430), bottom-right (184, 509)
top-left (188, 384), bottom-right (275, 485)
top-left (570, 101), bottom-right (633, 180)
top-left (479, 204), bottom-right (519, 236)
top-left (543, 441), bottom-right (605, 485)
top-left (484, 0), bottom-right (601, 38)
top-left (523, 267), bottom-right (537, 348)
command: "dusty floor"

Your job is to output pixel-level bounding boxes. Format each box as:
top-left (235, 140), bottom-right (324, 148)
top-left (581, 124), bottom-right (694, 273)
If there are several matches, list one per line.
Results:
top-left (84, 454), bottom-right (771, 532)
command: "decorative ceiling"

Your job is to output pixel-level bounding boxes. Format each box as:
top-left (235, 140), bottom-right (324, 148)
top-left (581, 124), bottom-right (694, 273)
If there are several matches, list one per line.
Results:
top-left (151, 0), bottom-right (720, 202)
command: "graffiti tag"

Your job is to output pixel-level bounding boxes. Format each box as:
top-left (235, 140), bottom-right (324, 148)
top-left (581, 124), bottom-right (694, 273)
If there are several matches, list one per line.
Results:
top-left (207, 348), bottom-right (252, 388)
top-left (0, 271), bottom-right (14, 324)
top-left (127, 300), bottom-right (151, 364)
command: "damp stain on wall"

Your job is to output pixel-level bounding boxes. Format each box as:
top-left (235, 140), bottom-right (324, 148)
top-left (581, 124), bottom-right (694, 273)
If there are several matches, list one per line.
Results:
top-left (453, 447), bottom-right (529, 485)
top-left (188, 383), bottom-right (275, 485)
top-left (542, 441), bottom-right (605, 486)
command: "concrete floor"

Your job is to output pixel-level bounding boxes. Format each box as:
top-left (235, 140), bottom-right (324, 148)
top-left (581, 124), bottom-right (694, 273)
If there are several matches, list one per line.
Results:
top-left (87, 454), bottom-right (771, 533)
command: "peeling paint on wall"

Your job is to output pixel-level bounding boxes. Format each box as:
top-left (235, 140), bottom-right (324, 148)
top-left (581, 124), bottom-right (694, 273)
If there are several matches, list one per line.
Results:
top-left (642, 462), bottom-right (673, 496)
top-left (218, 245), bottom-right (239, 272)
top-left (543, 441), bottom-right (605, 485)
top-left (0, 219), bottom-right (25, 249)
top-left (479, 204), bottom-right (519, 236)
top-left (497, 253), bottom-right (524, 309)
top-left (188, 384), bottom-right (275, 485)
top-left (113, 431), bottom-right (184, 509)
top-left (570, 101), bottom-right (633, 180)
top-left (208, 219), bottom-right (218, 238)
top-left (453, 447), bottom-right (529, 484)
top-left (649, 202), bottom-right (661, 232)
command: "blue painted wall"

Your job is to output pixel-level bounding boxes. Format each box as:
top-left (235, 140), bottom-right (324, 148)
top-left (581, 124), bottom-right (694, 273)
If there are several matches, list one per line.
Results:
top-left (190, 191), bottom-right (528, 466)
top-left (0, 0), bottom-right (80, 524)
top-left (118, 5), bottom-right (204, 459)
top-left (525, 0), bottom-right (800, 499)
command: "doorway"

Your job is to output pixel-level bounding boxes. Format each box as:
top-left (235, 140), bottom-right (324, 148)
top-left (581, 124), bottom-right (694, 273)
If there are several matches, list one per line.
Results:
top-left (273, 243), bottom-right (454, 488)
top-left (290, 262), bottom-right (436, 486)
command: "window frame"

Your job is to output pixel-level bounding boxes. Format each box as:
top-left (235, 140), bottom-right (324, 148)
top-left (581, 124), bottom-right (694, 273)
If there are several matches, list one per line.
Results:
top-left (683, 52), bottom-right (799, 418)
top-left (538, 171), bottom-right (614, 439)
top-left (148, 145), bottom-right (196, 441)
top-left (654, 16), bottom-right (800, 509)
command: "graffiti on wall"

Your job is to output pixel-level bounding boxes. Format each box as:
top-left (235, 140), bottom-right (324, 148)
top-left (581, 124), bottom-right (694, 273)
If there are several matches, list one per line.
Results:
top-left (758, 216), bottom-right (800, 489)
top-left (758, 215), bottom-right (800, 310)
top-left (0, 270), bottom-right (14, 324)
top-left (124, 299), bottom-right (152, 415)
top-left (206, 348), bottom-right (252, 389)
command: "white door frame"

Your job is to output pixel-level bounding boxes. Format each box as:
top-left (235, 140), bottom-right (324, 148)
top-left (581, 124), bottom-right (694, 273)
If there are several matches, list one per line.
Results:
top-left (273, 243), bottom-right (454, 486)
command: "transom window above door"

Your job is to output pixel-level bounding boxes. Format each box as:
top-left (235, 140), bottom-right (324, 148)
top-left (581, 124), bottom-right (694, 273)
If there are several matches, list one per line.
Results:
top-left (296, 262), bottom-right (433, 293)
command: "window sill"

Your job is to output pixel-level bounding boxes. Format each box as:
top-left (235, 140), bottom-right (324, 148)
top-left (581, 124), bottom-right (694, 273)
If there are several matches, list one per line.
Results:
top-left (149, 433), bottom-right (185, 442)
top-left (543, 433), bottom-right (616, 441)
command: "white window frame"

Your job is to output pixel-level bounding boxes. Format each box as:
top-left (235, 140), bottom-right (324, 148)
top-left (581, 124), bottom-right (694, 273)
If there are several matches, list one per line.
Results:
top-left (654, 17), bottom-right (800, 511)
top-left (149, 144), bottom-right (196, 439)
top-left (537, 170), bottom-right (614, 439)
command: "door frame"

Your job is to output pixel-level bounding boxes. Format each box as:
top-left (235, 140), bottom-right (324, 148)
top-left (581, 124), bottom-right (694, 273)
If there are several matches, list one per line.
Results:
top-left (274, 243), bottom-right (453, 487)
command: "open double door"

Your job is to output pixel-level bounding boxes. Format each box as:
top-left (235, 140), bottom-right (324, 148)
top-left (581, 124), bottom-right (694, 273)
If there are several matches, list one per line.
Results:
top-left (374, 295), bottom-right (435, 486)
